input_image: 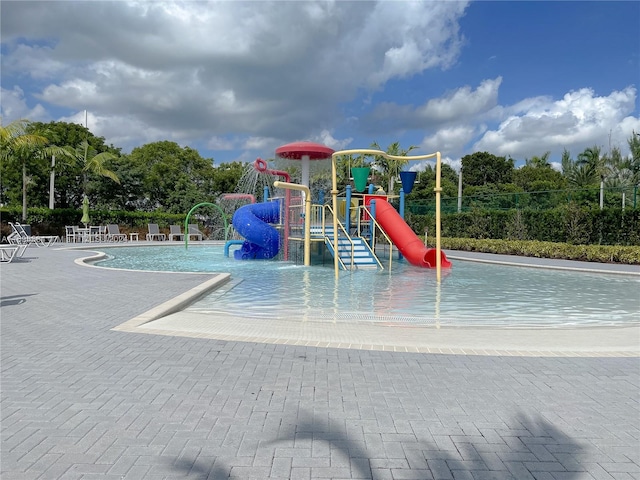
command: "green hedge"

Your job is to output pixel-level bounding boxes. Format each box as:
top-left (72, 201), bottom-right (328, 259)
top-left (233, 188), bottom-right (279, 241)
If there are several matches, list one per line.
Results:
top-left (408, 205), bottom-right (640, 246)
top-left (429, 237), bottom-right (640, 265)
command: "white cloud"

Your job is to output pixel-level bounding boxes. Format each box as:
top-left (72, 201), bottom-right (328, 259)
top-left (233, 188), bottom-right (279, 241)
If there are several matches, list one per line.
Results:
top-left (1, 0), bottom-right (470, 152)
top-left (1, 44), bottom-right (68, 80)
top-left (416, 78), bottom-right (502, 123)
top-left (473, 86), bottom-right (640, 158)
top-left (363, 78), bottom-right (501, 133)
top-left (421, 124), bottom-right (484, 156)
top-left (400, 82), bottom-right (639, 162)
top-left (365, 1), bottom-right (467, 88)
top-left (57, 110), bottom-right (182, 153)
top-left (314, 130), bottom-right (353, 151)
top-left (408, 156), bottom-right (461, 174)
top-left (207, 137), bottom-right (236, 151)
top-left (0, 86), bottom-right (49, 121)
top-left (242, 137), bottom-right (275, 151)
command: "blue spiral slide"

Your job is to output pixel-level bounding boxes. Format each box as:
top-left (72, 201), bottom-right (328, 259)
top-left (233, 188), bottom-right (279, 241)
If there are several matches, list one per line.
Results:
top-left (231, 201), bottom-right (280, 260)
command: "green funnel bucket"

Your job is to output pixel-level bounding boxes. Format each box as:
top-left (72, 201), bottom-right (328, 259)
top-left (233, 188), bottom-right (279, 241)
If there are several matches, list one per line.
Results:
top-left (352, 167), bottom-right (370, 192)
top-left (399, 171), bottom-right (417, 194)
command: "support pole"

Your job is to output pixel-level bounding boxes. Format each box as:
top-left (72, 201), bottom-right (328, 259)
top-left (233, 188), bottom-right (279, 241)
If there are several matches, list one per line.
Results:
top-left (331, 154), bottom-right (340, 278)
top-left (49, 155), bottom-right (56, 209)
top-left (435, 152), bottom-right (442, 282)
top-left (398, 188), bottom-right (405, 260)
top-left (345, 185), bottom-right (352, 234)
top-left (457, 168), bottom-right (462, 213)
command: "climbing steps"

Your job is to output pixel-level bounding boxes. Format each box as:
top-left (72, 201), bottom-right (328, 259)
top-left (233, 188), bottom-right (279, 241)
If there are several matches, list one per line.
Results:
top-left (310, 225), bottom-right (379, 270)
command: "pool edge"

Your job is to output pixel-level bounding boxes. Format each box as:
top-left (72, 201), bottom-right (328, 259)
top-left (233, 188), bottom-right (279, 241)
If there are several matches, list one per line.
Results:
top-left (112, 273), bottom-right (231, 331)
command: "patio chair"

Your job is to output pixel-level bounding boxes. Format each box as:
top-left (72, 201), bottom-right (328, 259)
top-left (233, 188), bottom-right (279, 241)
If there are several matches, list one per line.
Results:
top-left (89, 225), bottom-right (106, 242)
top-left (65, 226), bottom-right (78, 243)
top-left (105, 224), bottom-right (127, 242)
top-left (187, 224), bottom-right (204, 241)
top-left (67, 225), bottom-right (92, 243)
top-left (146, 223), bottom-right (166, 241)
top-left (168, 225), bottom-right (184, 241)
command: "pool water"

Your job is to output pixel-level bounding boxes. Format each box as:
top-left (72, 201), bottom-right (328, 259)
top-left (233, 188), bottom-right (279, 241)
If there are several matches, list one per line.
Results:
top-left (95, 245), bottom-right (640, 327)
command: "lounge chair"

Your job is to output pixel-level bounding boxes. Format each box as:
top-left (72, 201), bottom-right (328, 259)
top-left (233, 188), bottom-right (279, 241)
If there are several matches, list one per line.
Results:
top-left (7, 223), bottom-right (22, 244)
top-left (187, 224), bottom-right (204, 241)
top-left (8, 222), bottom-right (59, 247)
top-left (0, 244), bottom-right (28, 263)
top-left (169, 225), bottom-right (184, 241)
top-left (105, 224), bottom-right (127, 242)
top-left (146, 223), bottom-right (166, 241)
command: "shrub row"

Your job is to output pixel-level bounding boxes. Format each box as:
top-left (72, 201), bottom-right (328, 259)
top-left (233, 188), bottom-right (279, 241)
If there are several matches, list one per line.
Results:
top-left (408, 205), bottom-right (640, 246)
top-left (428, 237), bottom-right (640, 265)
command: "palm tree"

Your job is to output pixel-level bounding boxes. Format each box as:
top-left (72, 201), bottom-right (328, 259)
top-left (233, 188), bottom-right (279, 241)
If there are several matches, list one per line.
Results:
top-left (370, 141), bottom-right (419, 195)
top-left (562, 149), bottom-right (593, 188)
top-left (66, 139), bottom-right (120, 201)
top-left (0, 119), bottom-right (68, 220)
top-left (627, 131), bottom-right (640, 184)
top-left (525, 151), bottom-right (552, 168)
top-left (576, 145), bottom-right (608, 208)
top-left (602, 141), bottom-right (640, 207)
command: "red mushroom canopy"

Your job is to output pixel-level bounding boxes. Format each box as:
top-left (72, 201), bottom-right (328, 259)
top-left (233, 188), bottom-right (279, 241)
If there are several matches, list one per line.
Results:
top-left (275, 141), bottom-right (335, 160)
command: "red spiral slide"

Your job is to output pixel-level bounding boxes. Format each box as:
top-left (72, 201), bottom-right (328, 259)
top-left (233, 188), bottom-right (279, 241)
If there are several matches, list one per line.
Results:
top-left (373, 198), bottom-right (452, 269)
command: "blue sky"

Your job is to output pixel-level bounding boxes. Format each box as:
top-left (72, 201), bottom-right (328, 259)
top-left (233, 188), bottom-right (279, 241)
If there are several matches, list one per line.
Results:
top-left (1, 1), bottom-right (639, 171)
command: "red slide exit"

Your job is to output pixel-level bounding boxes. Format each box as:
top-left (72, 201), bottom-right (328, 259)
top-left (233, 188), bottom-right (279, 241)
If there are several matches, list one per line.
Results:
top-left (373, 198), bottom-right (452, 269)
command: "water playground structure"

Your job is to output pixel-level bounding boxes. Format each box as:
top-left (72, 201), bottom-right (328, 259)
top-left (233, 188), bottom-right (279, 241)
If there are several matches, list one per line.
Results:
top-left (196, 141), bottom-right (451, 281)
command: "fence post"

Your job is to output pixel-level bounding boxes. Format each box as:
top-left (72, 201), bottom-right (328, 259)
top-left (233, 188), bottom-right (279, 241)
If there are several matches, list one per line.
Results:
top-left (457, 169), bottom-right (462, 213)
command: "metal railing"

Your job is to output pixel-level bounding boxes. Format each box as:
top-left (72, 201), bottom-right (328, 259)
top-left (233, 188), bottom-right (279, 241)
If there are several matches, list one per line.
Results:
top-left (321, 204), bottom-right (355, 270)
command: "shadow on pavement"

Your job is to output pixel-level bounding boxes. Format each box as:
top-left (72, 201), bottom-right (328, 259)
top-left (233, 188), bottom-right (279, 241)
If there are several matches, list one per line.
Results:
top-left (169, 410), bottom-right (587, 479)
top-left (0, 293), bottom-right (36, 307)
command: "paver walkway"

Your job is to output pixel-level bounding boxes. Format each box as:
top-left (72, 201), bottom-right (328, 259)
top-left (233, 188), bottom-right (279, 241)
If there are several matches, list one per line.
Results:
top-left (2, 246), bottom-right (639, 479)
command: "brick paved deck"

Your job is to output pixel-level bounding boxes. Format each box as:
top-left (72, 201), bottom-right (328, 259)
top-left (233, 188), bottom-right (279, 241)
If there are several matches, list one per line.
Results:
top-left (1, 245), bottom-right (638, 479)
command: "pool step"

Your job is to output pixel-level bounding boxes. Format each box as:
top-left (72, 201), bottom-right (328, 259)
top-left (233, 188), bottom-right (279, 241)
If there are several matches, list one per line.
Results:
top-left (334, 237), bottom-right (379, 270)
top-left (316, 226), bottom-right (379, 270)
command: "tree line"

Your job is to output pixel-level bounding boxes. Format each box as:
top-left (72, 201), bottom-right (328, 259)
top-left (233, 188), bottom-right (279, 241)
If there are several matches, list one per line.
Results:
top-left (1, 119), bottom-right (639, 220)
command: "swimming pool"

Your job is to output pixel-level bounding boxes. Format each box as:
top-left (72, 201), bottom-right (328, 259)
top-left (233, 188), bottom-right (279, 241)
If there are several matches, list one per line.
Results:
top-left (94, 245), bottom-right (640, 328)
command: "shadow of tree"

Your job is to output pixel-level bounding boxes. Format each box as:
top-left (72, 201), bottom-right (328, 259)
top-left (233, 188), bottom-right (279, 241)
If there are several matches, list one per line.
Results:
top-left (169, 410), bottom-right (587, 479)
top-left (171, 457), bottom-right (229, 480)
